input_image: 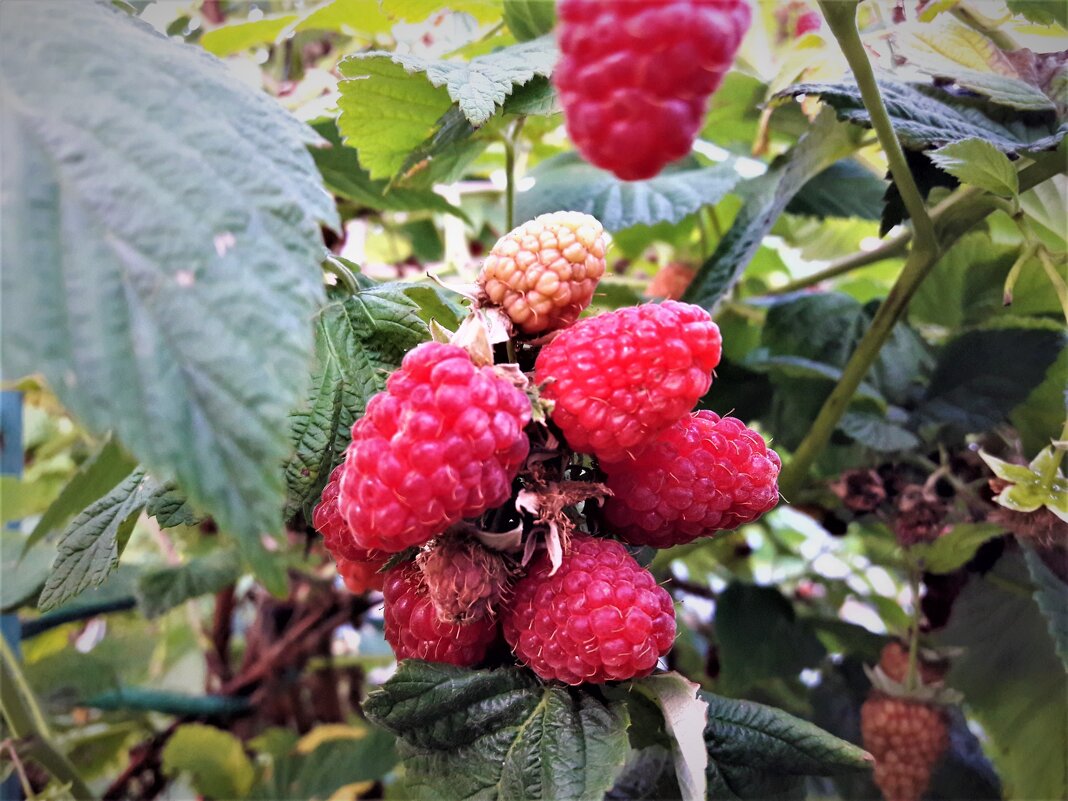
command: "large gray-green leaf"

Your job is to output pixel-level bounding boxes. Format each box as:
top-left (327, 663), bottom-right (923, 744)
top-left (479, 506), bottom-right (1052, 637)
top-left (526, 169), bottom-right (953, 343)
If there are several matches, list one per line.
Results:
top-left (785, 159), bottom-right (887, 220)
top-left (364, 661), bottom-right (630, 801)
top-left (916, 326), bottom-right (1065, 437)
top-left (284, 285), bottom-right (431, 521)
top-left (782, 80), bottom-right (1067, 154)
top-left (38, 468), bottom-right (154, 611)
top-left (938, 551), bottom-right (1068, 799)
top-left (683, 110), bottom-right (861, 309)
top-left (702, 691), bottom-right (872, 800)
top-left (516, 153), bottom-right (740, 232)
top-left (137, 548), bottom-right (241, 618)
top-left (715, 583), bottom-right (827, 694)
top-left (1024, 547), bottom-right (1068, 670)
top-left (1, 2), bottom-right (337, 588)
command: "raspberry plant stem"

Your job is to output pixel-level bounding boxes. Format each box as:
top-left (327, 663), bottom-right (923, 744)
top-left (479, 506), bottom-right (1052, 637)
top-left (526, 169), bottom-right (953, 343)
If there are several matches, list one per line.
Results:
top-left (905, 560), bottom-right (922, 693)
top-left (817, 0), bottom-right (938, 255)
top-left (779, 153), bottom-right (1066, 498)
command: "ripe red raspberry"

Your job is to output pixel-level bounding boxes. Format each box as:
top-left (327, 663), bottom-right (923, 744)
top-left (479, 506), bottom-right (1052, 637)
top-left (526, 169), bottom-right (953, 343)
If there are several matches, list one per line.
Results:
top-left (502, 535), bottom-right (676, 684)
top-left (861, 693), bottom-right (949, 801)
top-left (602, 411), bottom-right (780, 547)
top-left (383, 563), bottom-right (498, 667)
top-left (338, 342), bottom-right (531, 553)
top-left (534, 302), bottom-right (721, 463)
top-left (479, 212), bottom-right (608, 335)
top-left (337, 553), bottom-right (388, 594)
top-left (555, 0), bottom-right (751, 180)
top-left (417, 533), bottom-right (512, 623)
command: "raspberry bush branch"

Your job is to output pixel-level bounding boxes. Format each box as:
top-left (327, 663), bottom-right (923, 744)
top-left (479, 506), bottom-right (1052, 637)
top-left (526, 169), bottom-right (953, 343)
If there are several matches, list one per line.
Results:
top-left (817, 0), bottom-right (938, 255)
top-left (779, 151), bottom-right (1067, 498)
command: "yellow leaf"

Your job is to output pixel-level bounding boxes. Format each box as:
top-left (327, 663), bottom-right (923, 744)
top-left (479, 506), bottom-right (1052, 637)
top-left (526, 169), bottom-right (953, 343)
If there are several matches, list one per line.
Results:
top-left (296, 724), bottom-right (369, 755)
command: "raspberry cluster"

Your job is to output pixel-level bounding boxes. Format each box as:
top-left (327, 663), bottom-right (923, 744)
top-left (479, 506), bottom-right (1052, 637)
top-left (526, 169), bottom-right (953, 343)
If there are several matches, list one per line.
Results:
top-left (310, 212), bottom-right (779, 685)
top-left (554, 0), bottom-right (752, 180)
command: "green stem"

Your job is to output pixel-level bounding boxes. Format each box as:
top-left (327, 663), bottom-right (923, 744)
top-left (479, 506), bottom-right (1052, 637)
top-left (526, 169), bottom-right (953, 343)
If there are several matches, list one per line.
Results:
top-left (1002, 241), bottom-right (1038, 306)
top-left (0, 639), bottom-right (94, 800)
top-left (502, 117), bottom-right (526, 233)
top-left (818, 0), bottom-right (938, 253)
top-left (323, 256), bottom-right (360, 295)
top-left (905, 559), bottom-right (922, 693)
top-left (951, 4), bottom-right (1018, 51)
top-left (778, 153), bottom-right (1066, 497)
top-left (769, 234), bottom-right (909, 295)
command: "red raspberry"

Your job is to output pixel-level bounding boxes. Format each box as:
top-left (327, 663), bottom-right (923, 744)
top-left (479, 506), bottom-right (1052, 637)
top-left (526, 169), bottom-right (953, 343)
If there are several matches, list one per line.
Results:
top-left (383, 563), bottom-right (498, 667)
top-left (479, 212), bottom-right (608, 335)
top-left (502, 535), bottom-right (676, 684)
top-left (534, 302), bottom-right (722, 463)
top-left (602, 411), bottom-right (780, 547)
top-left (338, 342), bottom-right (531, 553)
top-left (861, 694), bottom-right (949, 801)
top-left (417, 533), bottom-right (512, 623)
top-left (337, 553), bottom-right (388, 594)
top-left (555, 0), bottom-right (751, 180)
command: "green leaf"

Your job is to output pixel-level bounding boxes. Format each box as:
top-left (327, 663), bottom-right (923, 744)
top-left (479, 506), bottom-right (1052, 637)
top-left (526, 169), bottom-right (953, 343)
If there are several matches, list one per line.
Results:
top-left (37, 468), bottom-right (154, 612)
top-left (22, 435), bottom-right (138, 558)
top-left (517, 153), bottom-right (740, 232)
top-left (783, 80), bottom-right (1067, 154)
top-left (284, 285), bottom-right (430, 521)
top-left (1, 2), bottom-right (337, 588)
top-left (917, 327), bottom-right (1066, 436)
top-left (384, 36), bottom-right (557, 126)
top-left (338, 57), bottom-right (453, 180)
top-left (683, 109), bottom-right (861, 309)
top-left (938, 551), bottom-right (1068, 800)
top-left (137, 548), bottom-right (241, 618)
top-left (950, 70), bottom-right (1058, 113)
top-left (296, 0), bottom-right (393, 37)
top-left (382, 0), bottom-right (503, 24)
top-left (838, 411), bottom-right (920, 452)
top-left (503, 0), bottom-right (556, 41)
top-left (199, 0), bottom-right (393, 55)
top-left (702, 690), bottom-right (872, 800)
top-left (1007, 0), bottom-right (1068, 26)
top-left (364, 660), bottom-right (630, 801)
top-left (1023, 547), bottom-right (1068, 670)
top-left (785, 159), bottom-right (887, 220)
top-left (909, 233), bottom-right (1062, 329)
top-left (910, 523), bottom-right (1005, 574)
top-left (1, 530), bottom-right (55, 612)
top-left (162, 723), bottom-right (255, 799)
top-left (929, 138), bottom-right (1019, 197)
top-left (714, 583), bottom-right (827, 693)
top-left (145, 483), bottom-right (201, 529)
top-left (199, 14), bottom-right (297, 56)
top-left (310, 119), bottom-right (467, 218)
top-left (1012, 346), bottom-right (1068, 455)
top-left (633, 674), bottom-right (708, 801)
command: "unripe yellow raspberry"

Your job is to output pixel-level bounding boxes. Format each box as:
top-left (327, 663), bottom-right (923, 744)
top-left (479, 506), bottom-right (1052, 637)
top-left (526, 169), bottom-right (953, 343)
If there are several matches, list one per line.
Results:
top-left (478, 211), bottom-right (607, 335)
